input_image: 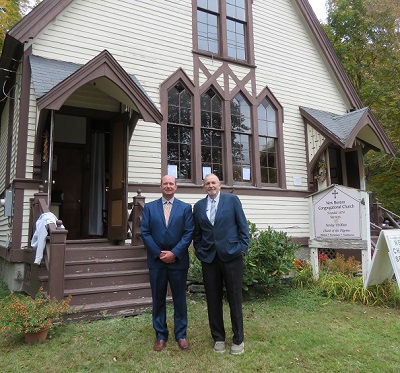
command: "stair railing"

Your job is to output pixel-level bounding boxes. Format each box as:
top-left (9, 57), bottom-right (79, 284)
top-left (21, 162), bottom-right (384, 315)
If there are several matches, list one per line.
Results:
top-left (370, 200), bottom-right (400, 230)
top-left (128, 190), bottom-right (146, 246)
top-left (29, 185), bottom-right (68, 300)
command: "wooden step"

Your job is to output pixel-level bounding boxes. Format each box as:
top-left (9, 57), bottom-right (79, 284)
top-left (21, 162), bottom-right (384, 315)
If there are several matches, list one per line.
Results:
top-left (67, 297), bottom-right (155, 321)
top-left (65, 245), bottom-right (147, 261)
top-left (64, 257), bottom-right (147, 275)
top-left (65, 282), bottom-right (152, 304)
top-left (40, 269), bottom-right (150, 289)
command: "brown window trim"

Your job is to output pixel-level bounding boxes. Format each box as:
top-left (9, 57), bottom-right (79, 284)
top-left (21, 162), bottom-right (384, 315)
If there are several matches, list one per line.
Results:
top-left (192, 0), bottom-right (255, 66)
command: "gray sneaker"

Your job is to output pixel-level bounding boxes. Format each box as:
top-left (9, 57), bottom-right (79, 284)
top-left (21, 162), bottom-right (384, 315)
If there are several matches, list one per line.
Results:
top-left (230, 342), bottom-right (244, 355)
top-left (213, 341), bottom-right (226, 353)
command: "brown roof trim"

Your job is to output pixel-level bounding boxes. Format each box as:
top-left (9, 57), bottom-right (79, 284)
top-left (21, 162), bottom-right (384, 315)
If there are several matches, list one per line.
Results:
top-left (8, 0), bottom-right (74, 43)
top-left (37, 50), bottom-right (162, 124)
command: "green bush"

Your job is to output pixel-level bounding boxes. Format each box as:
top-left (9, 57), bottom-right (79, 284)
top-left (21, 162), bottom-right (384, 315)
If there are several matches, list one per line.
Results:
top-left (188, 222), bottom-right (301, 292)
top-left (243, 222), bottom-right (300, 290)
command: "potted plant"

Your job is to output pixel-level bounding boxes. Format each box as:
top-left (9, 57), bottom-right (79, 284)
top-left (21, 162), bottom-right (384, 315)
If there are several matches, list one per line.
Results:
top-left (0, 287), bottom-right (72, 343)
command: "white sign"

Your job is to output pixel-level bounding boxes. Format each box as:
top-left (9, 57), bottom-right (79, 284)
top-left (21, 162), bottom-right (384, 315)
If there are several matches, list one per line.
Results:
top-left (168, 164), bottom-right (178, 178)
top-left (313, 187), bottom-right (361, 239)
top-left (365, 230), bottom-right (400, 290)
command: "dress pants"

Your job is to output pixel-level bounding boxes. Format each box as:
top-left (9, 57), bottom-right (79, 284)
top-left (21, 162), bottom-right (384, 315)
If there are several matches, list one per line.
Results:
top-left (201, 254), bottom-right (244, 345)
top-left (149, 267), bottom-right (188, 341)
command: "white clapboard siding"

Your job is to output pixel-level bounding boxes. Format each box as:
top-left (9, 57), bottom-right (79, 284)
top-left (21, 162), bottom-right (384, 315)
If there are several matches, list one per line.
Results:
top-left (32, 0), bottom-right (195, 108)
top-left (0, 101), bottom-right (9, 191)
top-left (64, 84), bottom-right (121, 112)
top-left (253, 0), bottom-right (348, 190)
top-left (135, 192), bottom-right (310, 237)
top-left (128, 120), bottom-right (161, 184)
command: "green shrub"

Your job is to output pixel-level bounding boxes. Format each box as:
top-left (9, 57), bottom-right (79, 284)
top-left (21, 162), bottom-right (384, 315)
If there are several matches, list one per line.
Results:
top-left (188, 247), bottom-right (202, 283)
top-left (188, 222), bottom-right (301, 292)
top-left (243, 222), bottom-right (300, 291)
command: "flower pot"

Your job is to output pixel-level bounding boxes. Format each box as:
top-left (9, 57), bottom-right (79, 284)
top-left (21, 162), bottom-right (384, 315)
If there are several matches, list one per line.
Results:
top-left (24, 328), bottom-right (49, 344)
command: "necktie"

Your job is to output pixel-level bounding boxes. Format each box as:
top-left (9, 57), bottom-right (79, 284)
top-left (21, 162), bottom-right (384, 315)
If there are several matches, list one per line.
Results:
top-left (209, 199), bottom-right (216, 225)
top-left (164, 201), bottom-right (171, 225)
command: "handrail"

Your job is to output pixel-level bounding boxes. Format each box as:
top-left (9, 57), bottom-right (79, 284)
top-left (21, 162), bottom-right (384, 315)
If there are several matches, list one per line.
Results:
top-left (128, 190), bottom-right (146, 246)
top-left (29, 185), bottom-right (68, 300)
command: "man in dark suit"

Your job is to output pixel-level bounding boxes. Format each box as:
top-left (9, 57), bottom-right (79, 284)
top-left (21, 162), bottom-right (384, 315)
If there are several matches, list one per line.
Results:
top-left (193, 173), bottom-right (249, 355)
top-left (141, 175), bottom-right (194, 352)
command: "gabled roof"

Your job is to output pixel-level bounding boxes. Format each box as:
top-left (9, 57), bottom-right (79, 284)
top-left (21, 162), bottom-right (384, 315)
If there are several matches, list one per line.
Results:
top-left (300, 106), bottom-right (395, 154)
top-left (30, 50), bottom-right (162, 123)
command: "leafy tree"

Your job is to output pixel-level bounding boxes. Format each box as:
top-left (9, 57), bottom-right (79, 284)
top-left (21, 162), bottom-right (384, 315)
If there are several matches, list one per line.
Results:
top-left (323, 0), bottom-right (400, 214)
top-left (0, 0), bottom-right (39, 51)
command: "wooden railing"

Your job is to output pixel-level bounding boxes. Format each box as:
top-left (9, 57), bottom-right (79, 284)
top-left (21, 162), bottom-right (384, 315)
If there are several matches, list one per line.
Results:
top-left (128, 190), bottom-right (146, 246)
top-left (29, 185), bottom-right (68, 301)
top-left (370, 200), bottom-right (400, 232)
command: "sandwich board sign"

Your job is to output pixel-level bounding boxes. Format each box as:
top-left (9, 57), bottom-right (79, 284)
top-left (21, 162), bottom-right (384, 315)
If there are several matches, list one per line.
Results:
top-left (364, 230), bottom-right (400, 290)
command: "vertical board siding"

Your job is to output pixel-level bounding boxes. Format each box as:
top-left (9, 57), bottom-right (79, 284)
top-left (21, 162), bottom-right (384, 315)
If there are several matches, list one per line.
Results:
top-left (10, 66), bottom-right (22, 183)
top-left (25, 84), bottom-right (38, 179)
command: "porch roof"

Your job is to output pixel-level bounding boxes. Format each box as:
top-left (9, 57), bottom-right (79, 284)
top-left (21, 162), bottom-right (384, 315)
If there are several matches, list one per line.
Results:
top-left (300, 106), bottom-right (395, 155)
top-left (30, 55), bottom-right (151, 102)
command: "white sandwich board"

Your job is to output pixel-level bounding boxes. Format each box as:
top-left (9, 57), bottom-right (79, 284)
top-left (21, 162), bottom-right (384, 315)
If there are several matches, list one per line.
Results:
top-left (364, 229), bottom-right (400, 290)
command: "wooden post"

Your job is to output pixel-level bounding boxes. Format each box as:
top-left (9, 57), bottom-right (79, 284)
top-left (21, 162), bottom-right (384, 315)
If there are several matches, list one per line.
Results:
top-left (47, 220), bottom-right (68, 301)
top-left (130, 190), bottom-right (146, 246)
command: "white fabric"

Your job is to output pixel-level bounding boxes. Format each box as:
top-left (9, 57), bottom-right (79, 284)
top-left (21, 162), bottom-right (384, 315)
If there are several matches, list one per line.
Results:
top-left (31, 212), bottom-right (63, 265)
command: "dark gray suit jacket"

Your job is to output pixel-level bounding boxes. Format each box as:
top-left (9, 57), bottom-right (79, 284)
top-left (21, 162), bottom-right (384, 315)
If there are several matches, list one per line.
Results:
top-left (193, 192), bottom-right (249, 263)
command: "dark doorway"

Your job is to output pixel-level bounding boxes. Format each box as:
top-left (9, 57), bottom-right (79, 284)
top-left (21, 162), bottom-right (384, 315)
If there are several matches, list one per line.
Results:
top-left (50, 114), bottom-right (111, 240)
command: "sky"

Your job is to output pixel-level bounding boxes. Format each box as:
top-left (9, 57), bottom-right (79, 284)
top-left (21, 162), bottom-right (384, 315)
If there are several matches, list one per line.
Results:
top-left (308, 0), bottom-right (328, 22)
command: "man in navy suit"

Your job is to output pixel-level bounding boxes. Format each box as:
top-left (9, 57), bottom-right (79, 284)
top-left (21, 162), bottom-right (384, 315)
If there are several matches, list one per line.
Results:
top-left (141, 175), bottom-right (194, 352)
top-left (193, 173), bottom-right (249, 355)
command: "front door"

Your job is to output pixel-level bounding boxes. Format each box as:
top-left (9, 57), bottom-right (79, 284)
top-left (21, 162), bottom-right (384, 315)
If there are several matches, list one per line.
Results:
top-left (52, 144), bottom-right (84, 239)
top-left (108, 116), bottom-right (128, 242)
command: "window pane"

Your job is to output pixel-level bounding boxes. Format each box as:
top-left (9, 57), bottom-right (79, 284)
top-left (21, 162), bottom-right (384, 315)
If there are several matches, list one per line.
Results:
top-left (180, 161), bottom-right (191, 179)
top-left (180, 107), bottom-right (191, 125)
top-left (180, 127), bottom-right (191, 144)
top-left (167, 125), bottom-right (178, 142)
top-left (227, 20), bottom-right (246, 60)
top-left (197, 10), bottom-right (219, 54)
top-left (231, 93), bottom-right (250, 132)
top-left (167, 84), bottom-right (193, 180)
top-left (198, 0), bottom-right (219, 12)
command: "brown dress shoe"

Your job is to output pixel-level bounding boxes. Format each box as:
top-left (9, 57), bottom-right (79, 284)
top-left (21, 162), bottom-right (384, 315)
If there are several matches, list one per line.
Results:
top-left (177, 338), bottom-right (189, 350)
top-left (153, 340), bottom-right (166, 351)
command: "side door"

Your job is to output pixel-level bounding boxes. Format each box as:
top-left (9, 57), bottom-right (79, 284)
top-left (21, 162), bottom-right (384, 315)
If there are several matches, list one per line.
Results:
top-left (108, 116), bottom-right (128, 242)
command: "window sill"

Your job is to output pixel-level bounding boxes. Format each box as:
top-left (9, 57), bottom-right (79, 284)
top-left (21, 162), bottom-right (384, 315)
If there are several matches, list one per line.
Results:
top-left (193, 50), bottom-right (256, 69)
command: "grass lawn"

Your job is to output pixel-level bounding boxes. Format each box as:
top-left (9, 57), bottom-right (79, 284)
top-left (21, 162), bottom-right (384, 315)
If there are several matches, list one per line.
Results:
top-left (1, 287), bottom-right (400, 372)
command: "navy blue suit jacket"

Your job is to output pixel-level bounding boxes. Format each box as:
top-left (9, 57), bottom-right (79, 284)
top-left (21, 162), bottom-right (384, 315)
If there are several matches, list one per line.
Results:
top-left (140, 197), bottom-right (194, 269)
top-left (193, 192), bottom-right (249, 263)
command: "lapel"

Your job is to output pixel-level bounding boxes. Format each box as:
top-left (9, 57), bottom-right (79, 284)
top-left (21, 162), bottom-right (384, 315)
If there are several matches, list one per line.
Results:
top-left (214, 193), bottom-right (225, 224)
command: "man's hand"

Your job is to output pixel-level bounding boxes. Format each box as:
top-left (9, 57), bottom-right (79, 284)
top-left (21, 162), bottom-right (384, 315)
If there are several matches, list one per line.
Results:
top-left (160, 251), bottom-right (176, 263)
